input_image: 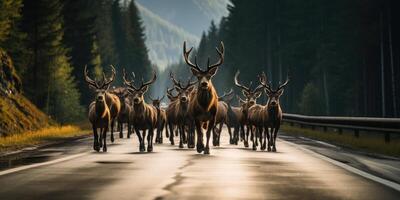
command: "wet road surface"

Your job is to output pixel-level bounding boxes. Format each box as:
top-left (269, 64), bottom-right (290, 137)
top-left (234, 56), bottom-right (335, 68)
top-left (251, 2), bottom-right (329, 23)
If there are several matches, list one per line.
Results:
top-left (0, 128), bottom-right (399, 200)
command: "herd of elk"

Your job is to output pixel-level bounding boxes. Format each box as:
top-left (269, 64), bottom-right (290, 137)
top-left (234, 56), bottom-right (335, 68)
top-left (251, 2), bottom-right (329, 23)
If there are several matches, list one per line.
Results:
top-left (84, 40), bottom-right (288, 154)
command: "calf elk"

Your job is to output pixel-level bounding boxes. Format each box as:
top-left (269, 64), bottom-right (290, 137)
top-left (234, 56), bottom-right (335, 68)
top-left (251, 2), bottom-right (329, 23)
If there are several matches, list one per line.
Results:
top-left (123, 69), bottom-right (158, 152)
top-left (85, 65), bottom-right (120, 152)
top-left (183, 41), bottom-right (224, 154)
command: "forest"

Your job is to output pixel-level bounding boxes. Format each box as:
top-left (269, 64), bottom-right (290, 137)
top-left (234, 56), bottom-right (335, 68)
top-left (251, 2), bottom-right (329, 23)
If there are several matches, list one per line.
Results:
top-left (1, 0), bottom-right (399, 132)
top-left (169, 0), bottom-right (400, 118)
top-left (0, 0), bottom-right (151, 126)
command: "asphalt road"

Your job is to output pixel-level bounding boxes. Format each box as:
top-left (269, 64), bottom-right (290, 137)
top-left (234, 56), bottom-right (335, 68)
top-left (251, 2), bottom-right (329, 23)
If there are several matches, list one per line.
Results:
top-left (0, 128), bottom-right (399, 200)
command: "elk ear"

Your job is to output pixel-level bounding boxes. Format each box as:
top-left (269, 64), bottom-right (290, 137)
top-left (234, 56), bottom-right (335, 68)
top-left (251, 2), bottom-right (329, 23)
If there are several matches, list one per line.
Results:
top-left (141, 85), bottom-right (149, 93)
top-left (208, 67), bottom-right (218, 77)
top-left (188, 85), bottom-right (195, 92)
top-left (190, 68), bottom-right (201, 77)
top-left (277, 89), bottom-right (284, 96)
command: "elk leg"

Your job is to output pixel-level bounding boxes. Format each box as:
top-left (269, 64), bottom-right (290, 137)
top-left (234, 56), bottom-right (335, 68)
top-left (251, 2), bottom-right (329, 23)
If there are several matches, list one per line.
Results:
top-left (205, 118), bottom-right (216, 154)
top-left (135, 128), bottom-right (144, 152)
top-left (148, 127), bottom-right (154, 152)
top-left (240, 125), bottom-right (245, 142)
top-left (99, 128), bottom-right (103, 148)
top-left (267, 127), bottom-right (272, 152)
top-left (165, 122), bottom-right (169, 138)
top-left (102, 126), bottom-right (108, 152)
top-left (217, 122), bottom-right (223, 146)
top-left (119, 122), bottom-right (123, 138)
top-left (212, 125), bottom-right (218, 147)
top-left (244, 126), bottom-right (250, 147)
top-left (227, 125), bottom-right (233, 144)
top-left (250, 126), bottom-right (256, 151)
top-left (195, 120), bottom-right (204, 153)
top-left (127, 122), bottom-right (131, 138)
top-left (110, 119), bottom-right (115, 143)
top-left (178, 125), bottom-right (184, 148)
top-left (272, 125), bottom-right (279, 152)
top-left (233, 125), bottom-right (239, 145)
top-left (93, 126), bottom-right (100, 152)
top-left (142, 129), bottom-right (147, 152)
top-left (188, 123), bottom-right (194, 148)
top-left (168, 122), bottom-right (175, 145)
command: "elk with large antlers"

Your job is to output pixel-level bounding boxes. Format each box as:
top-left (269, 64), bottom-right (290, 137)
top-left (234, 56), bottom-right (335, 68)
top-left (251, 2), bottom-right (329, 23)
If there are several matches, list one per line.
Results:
top-left (183, 41), bottom-right (224, 154)
top-left (85, 65), bottom-right (120, 152)
top-left (149, 95), bottom-right (167, 144)
top-left (170, 72), bottom-right (196, 148)
top-left (251, 72), bottom-right (289, 152)
top-left (234, 71), bottom-right (263, 148)
top-left (123, 69), bottom-right (158, 152)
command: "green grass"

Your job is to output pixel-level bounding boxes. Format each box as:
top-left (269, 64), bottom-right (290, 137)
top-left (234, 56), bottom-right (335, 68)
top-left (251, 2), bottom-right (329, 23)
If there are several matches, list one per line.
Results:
top-left (0, 125), bottom-right (90, 152)
top-left (281, 124), bottom-right (400, 157)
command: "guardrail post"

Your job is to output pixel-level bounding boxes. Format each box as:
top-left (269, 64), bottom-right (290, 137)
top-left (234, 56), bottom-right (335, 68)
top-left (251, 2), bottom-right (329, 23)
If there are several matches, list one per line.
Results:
top-left (385, 133), bottom-right (391, 143)
top-left (354, 130), bottom-right (359, 138)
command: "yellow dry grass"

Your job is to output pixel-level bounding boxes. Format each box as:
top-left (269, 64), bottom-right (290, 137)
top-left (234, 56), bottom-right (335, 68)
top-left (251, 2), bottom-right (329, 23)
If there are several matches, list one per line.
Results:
top-left (0, 125), bottom-right (90, 152)
top-left (281, 125), bottom-right (400, 157)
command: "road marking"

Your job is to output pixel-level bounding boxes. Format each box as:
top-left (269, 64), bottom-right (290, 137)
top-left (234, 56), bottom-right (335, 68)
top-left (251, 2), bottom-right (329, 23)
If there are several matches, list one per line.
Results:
top-left (0, 152), bottom-right (88, 176)
top-left (281, 139), bottom-right (400, 192)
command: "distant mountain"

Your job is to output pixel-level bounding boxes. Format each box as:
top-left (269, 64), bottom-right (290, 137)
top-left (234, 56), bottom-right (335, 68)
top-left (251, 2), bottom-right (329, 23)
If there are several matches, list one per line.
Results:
top-left (136, 0), bottom-right (229, 70)
top-left (137, 0), bottom-right (230, 36)
top-left (137, 3), bottom-right (199, 70)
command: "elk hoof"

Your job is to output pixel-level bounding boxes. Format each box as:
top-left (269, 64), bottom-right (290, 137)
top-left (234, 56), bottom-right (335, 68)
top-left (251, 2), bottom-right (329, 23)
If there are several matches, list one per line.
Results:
top-left (272, 146), bottom-right (276, 152)
top-left (197, 143), bottom-right (204, 153)
top-left (179, 143), bottom-right (184, 148)
top-left (93, 145), bottom-right (100, 152)
top-left (212, 140), bottom-right (218, 147)
top-left (119, 133), bottom-right (123, 138)
top-left (252, 145), bottom-right (257, 151)
top-left (111, 136), bottom-right (115, 143)
top-left (103, 147), bottom-right (107, 152)
top-left (170, 140), bottom-right (175, 145)
top-left (267, 146), bottom-right (271, 152)
top-left (140, 144), bottom-right (145, 152)
top-left (147, 146), bottom-right (153, 152)
top-left (244, 141), bottom-right (249, 148)
top-left (204, 147), bottom-right (210, 154)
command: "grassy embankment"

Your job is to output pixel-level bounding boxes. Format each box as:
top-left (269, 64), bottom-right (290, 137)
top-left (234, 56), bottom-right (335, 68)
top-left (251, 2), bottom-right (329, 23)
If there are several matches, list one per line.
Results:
top-left (281, 124), bottom-right (400, 157)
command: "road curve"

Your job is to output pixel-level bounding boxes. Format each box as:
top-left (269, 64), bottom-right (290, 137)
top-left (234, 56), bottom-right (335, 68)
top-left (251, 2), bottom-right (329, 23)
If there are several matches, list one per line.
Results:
top-left (0, 129), bottom-right (399, 200)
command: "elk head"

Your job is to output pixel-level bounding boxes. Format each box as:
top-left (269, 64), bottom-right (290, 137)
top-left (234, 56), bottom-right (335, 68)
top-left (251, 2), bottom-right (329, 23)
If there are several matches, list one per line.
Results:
top-left (170, 72), bottom-right (196, 103)
top-left (84, 65), bottom-right (116, 103)
top-left (123, 69), bottom-right (157, 105)
top-left (149, 95), bottom-right (165, 108)
top-left (183, 41), bottom-right (224, 90)
top-left (234, 71), bottom-right (263, 106)
top-left (166, 87), bottom-right (178, 102)
top-left (258, 72), bottom-right (289, 107)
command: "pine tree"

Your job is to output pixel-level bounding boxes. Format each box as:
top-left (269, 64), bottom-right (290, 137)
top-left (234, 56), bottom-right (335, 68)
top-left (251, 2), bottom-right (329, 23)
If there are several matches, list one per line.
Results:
top-left (21, 0), bottom-right (84, 123)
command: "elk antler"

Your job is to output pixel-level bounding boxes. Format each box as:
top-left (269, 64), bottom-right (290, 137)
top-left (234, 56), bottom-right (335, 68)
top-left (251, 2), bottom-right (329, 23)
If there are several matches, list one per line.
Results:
top-left (257, 71), bottom-right (272, 92)
top-left (234, 71), bottom-right (251, 93)
top-left (207, 41), bottom-right (224, 71)
top-left (277, 76), bottom-right (289, 91)
top-left (100, 65), bottom-right (116, 89)
top-left (218, 88), bottom-right (234, 101)
top-left (123, 68), bottom-right (137, 90)
top-left (183, 41), bottom-right (201, 72)
top-left (83, 65), bottom-right (100, 89)
top-left (138, 70), bottom-right (157, 91)
top-left (169, 72), bottom-right (183, 89)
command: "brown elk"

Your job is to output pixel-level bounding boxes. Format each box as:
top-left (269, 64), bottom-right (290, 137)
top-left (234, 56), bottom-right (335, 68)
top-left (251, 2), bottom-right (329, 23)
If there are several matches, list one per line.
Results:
top-left (149, 95), bottom-right (167, 144)
top-left (254, 72), bottom-right (289, 152)
top-left (234, 71), bottom-right (263, 147)
top-left (212, 89), bottom-right (232, 146)
top-left (123, 69), bottom-right (158, 152)
top-left (183, 41), bottom-right (224, 154)
top-left (110, 87), bottom-right (132, 139)
top-left (170, 72), bottom-right (196, 148)
top-left (85, 65), bottom-right (120, 152)
top-left (214, 89), bottom-right (241, 145)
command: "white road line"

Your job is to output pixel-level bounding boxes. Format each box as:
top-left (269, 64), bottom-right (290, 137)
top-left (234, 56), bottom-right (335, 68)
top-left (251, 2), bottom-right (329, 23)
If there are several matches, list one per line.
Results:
top-left (281, 139), bottom-right (400, 192)
top-left (0, 152), bottom-right (88, 176)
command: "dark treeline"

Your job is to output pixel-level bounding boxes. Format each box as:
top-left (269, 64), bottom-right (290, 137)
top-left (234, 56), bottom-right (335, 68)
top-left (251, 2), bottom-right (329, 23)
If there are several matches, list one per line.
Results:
top-left (168, 0), bottom-right (400, 117)
top-left (0, 0), bottom-right (151, 123)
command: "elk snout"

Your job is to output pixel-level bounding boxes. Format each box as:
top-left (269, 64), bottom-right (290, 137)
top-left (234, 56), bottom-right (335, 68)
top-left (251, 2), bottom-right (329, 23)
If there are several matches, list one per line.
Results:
top-left (270, 101), bottom-right (277, 106)
top-left (96, 95), bottom-right (104, 102)
top-left (180, 96), bottom-right (188, 102)
top-left (200, 81), bottom-right (208, 89)
top-left (133, 97), bottom-right (140, 104)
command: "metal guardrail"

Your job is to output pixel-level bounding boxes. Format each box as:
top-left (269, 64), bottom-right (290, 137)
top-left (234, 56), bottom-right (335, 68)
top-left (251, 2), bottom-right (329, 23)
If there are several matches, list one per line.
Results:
top-left (282, 113), bottom-right (400, 143)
